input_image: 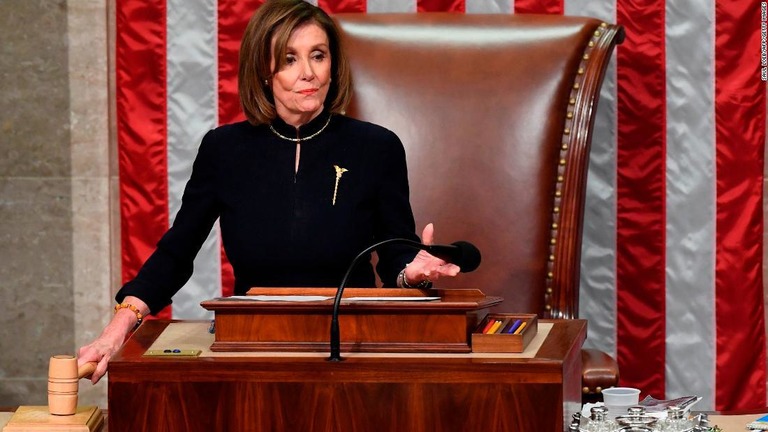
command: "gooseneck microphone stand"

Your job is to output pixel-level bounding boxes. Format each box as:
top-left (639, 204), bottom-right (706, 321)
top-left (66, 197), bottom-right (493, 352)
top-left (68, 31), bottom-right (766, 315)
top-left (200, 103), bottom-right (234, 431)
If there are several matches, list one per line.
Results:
top-left (327, 238), bottom-right (424, 362)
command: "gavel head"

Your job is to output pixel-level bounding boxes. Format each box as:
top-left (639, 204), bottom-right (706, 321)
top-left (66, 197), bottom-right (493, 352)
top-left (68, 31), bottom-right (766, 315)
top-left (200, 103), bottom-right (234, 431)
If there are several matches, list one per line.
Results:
top-left (48, 355), bottom-right (96, 416)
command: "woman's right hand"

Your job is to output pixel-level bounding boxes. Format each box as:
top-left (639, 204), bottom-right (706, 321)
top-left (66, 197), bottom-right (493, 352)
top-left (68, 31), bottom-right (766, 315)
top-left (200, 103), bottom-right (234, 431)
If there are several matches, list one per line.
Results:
top-left (403, 223), bottom-right (461, 285)
top-left (77, 296), bottom-right (149, 384)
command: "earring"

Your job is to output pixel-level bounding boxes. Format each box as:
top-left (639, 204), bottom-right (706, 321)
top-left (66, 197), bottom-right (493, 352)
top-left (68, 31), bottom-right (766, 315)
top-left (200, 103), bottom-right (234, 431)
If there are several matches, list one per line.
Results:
top-left (264, 79), bottom-right (268, 86)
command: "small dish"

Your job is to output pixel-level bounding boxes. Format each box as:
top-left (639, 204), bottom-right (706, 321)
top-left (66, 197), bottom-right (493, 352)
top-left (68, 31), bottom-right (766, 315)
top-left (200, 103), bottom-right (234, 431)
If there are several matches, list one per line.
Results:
top-left (615, 415), bottom-right (658, 427)
top-left (618, 427), bottom-right (653, 432)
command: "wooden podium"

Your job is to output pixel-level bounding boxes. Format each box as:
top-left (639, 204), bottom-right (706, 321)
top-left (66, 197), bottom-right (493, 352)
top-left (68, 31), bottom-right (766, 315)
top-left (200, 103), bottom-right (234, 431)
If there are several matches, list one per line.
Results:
top-left (107, 288), bottom-right (586, 431)
top-left (200, 287), bottom-right (502, 353)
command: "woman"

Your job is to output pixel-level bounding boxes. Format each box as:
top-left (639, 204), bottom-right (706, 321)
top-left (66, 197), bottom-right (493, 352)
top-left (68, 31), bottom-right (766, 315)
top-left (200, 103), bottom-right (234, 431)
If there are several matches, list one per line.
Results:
top-left (78, 0), bottom-right (460, 383)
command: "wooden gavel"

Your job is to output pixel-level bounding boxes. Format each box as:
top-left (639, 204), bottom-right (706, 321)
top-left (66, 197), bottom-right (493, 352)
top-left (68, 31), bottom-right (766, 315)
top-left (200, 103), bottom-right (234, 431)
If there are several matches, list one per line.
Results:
top-left (48, 355), bottom-right (97, 416)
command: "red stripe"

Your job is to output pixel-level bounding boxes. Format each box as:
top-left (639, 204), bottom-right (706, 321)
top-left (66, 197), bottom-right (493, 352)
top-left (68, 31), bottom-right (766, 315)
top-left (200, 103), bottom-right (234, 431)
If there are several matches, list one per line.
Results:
top-left (513, 0), bottom-right (563, 14)
top-left (615, 0), bottom-right (667, 397)
top-left (417, 0), bottom-right (464, 13)
top-left (116, 0), bottom-right (171, 319)
top-left (217, 0), bottom-right (259, 126)
top-left (714, 0), bottom-right (767, 410)
top-left (318, 0), bottom-right (366, 13)
top-left (217, 0), bottom-right (263, 297)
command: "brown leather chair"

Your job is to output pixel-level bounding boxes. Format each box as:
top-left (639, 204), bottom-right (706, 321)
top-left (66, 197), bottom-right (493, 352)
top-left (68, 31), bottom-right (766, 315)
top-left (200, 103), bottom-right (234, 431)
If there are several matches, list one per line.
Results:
top-left (335, 13), bottom-right (624, 402)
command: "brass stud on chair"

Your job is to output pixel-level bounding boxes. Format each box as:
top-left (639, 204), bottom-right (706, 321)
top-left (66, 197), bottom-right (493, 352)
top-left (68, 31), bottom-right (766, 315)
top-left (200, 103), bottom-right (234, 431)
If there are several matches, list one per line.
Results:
top-left (551, 33), bottom-right (599, 324)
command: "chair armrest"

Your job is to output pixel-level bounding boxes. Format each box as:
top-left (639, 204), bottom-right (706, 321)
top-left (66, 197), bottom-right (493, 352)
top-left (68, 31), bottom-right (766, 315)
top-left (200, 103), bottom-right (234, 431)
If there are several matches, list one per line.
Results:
top-left (581, 348), bottom-right (620, 396)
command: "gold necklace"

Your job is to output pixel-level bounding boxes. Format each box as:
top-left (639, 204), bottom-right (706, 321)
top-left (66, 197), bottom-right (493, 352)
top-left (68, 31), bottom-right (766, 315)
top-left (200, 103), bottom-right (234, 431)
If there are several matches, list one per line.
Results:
top-left (268, 114), bottom-right (331, 142)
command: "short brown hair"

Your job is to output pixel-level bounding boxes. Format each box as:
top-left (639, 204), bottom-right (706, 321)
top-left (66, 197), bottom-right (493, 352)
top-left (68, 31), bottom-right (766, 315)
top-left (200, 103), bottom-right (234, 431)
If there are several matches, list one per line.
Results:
top-left (238, 0), bottom-right (352, 125)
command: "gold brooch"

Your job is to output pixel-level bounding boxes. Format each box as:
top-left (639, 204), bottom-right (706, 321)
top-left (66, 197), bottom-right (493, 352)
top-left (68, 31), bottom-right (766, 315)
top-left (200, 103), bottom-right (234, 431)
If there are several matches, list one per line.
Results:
top-left (332, 165), bottom-right (348, 206)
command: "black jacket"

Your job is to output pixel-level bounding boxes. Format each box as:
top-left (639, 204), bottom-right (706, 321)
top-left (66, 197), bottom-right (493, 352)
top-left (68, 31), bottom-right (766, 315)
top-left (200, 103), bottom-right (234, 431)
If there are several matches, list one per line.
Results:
top-left (117, 111), bottom-right (420, 314)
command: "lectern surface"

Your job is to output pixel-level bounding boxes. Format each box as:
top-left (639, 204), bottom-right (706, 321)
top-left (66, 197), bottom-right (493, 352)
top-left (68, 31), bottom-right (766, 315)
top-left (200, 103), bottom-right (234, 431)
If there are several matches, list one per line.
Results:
top-left (108, 319), bottom-right (585, 432)
top-left (143, 320), bottom-right (552, 358)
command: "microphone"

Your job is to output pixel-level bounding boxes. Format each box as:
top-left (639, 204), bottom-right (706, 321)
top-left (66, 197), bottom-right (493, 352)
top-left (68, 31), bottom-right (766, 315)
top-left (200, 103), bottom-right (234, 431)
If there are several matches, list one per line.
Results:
top-left (422, 241), bottom-right (482, 273)
top-left (328, 238), bottom-right (481, 362)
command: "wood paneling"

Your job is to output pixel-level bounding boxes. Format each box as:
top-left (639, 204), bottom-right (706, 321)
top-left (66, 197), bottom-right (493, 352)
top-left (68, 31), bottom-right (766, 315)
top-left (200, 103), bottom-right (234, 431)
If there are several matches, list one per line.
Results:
top-left (108, 319), bottom-right (585, 432)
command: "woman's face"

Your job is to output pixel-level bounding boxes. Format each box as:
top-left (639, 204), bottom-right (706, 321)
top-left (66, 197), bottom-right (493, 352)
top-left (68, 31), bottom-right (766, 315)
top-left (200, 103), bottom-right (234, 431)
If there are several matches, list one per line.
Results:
top-left (270, 22), bottom-right (332, 127)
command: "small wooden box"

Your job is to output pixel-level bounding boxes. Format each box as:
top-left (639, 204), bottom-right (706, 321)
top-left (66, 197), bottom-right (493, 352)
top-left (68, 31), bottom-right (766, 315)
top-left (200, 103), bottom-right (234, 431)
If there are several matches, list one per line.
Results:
top-left (471, 314), bottom-right (538, 353)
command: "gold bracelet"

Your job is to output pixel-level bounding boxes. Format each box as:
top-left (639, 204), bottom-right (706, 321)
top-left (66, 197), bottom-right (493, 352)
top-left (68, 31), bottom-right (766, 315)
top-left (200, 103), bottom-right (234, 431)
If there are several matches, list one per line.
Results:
top-left (114, 303), bottom-right (143, 329)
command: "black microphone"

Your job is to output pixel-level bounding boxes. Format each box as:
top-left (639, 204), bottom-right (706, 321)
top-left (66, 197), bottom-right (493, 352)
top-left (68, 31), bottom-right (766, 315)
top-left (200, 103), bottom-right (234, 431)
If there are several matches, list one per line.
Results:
top-left (423, 241), bottom-right (482, 273)
top-left (328, 238), bottom-right (481, 362)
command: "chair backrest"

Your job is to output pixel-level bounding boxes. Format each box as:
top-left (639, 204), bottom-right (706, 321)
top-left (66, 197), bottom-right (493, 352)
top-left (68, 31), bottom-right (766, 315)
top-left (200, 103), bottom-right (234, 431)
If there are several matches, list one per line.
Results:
top-left (335, 13), bottom-right (623, 318)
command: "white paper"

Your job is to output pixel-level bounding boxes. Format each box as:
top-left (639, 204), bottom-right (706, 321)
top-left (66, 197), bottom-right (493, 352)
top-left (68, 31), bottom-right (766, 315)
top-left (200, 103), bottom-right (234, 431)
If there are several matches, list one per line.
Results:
top-left (223, 295), bottom-right (332, 302)
top-left (214, 295), bottom-right (440, 302)
top-left (345, 296), bottom-right (440, 301)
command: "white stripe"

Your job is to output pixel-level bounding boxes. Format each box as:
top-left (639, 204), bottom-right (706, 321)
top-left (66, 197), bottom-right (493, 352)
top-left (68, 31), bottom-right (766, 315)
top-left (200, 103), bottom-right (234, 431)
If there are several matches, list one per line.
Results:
top-left (579, 60), bottom-right (619, 357)
top-left (367, 0), bottom-right (415, 12)
top-left (664, 0), bottom-right (716, 410)
top-left (565, 0), bottom-right (619, 359)
top-left (563, 0), bottom-right (616, 20)
top-left (466, 0), bottom-right (511, 14)
top-left (167, 0), bottom-right (220, 319)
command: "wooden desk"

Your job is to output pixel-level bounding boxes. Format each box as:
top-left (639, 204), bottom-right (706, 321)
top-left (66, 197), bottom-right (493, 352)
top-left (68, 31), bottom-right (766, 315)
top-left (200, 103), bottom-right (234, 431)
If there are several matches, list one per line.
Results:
top-left (107, 319), bottom-right (585, 432)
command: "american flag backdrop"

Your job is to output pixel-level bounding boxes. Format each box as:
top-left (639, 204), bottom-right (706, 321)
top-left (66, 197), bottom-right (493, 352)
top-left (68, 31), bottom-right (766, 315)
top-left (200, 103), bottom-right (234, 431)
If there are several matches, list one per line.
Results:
top-left (116, 0), bottom-right (766, 411)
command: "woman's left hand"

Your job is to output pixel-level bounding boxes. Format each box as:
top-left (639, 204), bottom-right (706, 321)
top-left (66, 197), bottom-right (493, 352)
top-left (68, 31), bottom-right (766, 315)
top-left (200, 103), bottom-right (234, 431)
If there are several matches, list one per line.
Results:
top-left (403, 223), bottom-right (461, 285)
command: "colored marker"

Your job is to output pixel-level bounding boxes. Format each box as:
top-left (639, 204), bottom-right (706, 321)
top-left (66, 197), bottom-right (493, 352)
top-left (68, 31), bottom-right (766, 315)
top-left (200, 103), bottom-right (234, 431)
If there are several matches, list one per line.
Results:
top-left (487, 320), bottom-right (503, 334)
top-left (494, 319), bottom-right (510, 334)
top-left (481, 319), bottom-right (496, 334)
top-left (505, 319), bottom-right (522, 334)
top-left (513, 321), bottom-right (528, 335)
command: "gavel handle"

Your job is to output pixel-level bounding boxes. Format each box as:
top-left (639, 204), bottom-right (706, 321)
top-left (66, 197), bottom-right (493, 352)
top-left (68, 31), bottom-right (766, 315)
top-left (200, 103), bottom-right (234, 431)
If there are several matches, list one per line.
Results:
top-left (78, 362), bottom-right (97, 379)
